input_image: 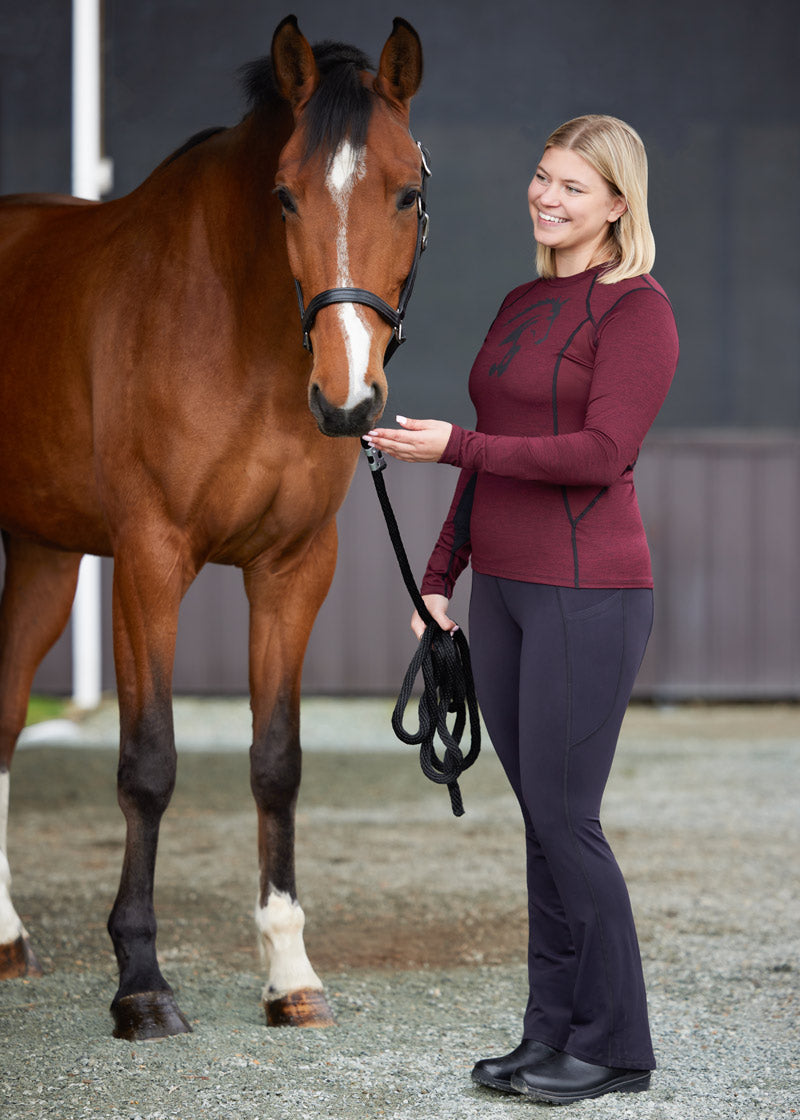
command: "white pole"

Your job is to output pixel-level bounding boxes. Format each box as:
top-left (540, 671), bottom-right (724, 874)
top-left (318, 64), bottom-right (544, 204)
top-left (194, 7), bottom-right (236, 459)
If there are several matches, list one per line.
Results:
top-left (71, 558), bottom-right (103, 709)
top-left (70, 0), bottom-right (112, 709)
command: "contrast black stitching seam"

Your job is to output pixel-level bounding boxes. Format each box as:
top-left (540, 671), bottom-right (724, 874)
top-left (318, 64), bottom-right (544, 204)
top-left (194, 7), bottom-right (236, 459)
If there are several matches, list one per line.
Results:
top-left (443, 472), bottom-right (477, 589)
top-left (561, 486), bottom-right (608, 587)
top-left (551, 320), bottom-right (588, 435)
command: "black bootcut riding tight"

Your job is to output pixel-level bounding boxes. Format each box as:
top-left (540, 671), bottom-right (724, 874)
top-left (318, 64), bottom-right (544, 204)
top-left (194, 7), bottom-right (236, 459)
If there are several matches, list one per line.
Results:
top-left (468, 573), bottom-right (655, 1071)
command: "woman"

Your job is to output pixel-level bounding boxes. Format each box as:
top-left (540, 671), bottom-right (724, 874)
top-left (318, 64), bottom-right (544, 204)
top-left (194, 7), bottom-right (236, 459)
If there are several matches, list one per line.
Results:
top-left (367, 115), bottom-right (678, 1104)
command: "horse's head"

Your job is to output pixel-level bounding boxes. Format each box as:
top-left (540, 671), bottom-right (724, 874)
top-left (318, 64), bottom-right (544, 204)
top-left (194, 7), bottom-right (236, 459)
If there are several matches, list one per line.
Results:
top-left (271, 17), bottom-right (424, 438)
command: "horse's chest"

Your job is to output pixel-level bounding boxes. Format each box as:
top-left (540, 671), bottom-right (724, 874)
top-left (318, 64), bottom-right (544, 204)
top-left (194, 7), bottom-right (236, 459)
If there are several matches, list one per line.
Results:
top-left (210, 446), bottom-right (355, 566)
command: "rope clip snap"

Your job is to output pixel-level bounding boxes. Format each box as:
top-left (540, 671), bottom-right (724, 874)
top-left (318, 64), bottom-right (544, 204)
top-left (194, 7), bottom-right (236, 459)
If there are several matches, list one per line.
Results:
top-left (360, 437), bottom-right (387, 473)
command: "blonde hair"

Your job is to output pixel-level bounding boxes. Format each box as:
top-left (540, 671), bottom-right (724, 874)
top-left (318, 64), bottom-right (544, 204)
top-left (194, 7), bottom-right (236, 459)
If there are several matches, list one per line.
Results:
top-left (535, 115), bottom-right (655, 284)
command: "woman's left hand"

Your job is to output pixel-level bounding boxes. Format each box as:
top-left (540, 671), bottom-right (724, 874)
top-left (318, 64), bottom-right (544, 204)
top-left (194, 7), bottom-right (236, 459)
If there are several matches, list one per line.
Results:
top-left (366, 415), bottom-right (453, 463)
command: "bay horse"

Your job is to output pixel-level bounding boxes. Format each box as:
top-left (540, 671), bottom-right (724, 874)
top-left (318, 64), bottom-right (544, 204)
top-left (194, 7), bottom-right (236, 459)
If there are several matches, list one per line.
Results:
top-left (0, 16), bottom-right (425, 1039)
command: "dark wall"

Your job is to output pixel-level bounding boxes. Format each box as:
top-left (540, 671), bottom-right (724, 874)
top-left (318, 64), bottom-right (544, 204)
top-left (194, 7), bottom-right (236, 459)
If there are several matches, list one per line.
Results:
top-left (1, 0), bottom-right (798, 432)
top-left (0, 4), bottom-right (71, 193)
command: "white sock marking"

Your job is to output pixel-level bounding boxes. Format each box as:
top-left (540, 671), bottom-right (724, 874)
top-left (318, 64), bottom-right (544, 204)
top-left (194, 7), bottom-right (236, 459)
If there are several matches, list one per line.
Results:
top-left (325, 141), bottom-right (373, 410)
top-left (0, 772), bottom-right (24, 944)
top-left (255, 888), bottom-right (323, 1002)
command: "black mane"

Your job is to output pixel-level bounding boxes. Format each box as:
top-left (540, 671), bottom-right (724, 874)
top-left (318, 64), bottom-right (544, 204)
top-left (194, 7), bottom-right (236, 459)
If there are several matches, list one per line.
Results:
top-left (240, 40), bottom-right (376, 163)
top-left (163, 126), bottom-right (227, 168)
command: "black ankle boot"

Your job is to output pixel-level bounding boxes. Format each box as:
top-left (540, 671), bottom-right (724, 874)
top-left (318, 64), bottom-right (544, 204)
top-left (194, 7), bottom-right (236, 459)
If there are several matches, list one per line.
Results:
top-left (471, 1039), bottom-right (558, 1092)
top-left (510, 1051), bottom-right (652, 1102)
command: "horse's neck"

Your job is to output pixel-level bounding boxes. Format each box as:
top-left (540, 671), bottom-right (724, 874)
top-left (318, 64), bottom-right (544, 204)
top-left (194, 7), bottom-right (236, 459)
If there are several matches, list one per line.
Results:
top-left (131, 106), bottom-right (298, 338)
top-left (220, 114), bottom-right (303, 352)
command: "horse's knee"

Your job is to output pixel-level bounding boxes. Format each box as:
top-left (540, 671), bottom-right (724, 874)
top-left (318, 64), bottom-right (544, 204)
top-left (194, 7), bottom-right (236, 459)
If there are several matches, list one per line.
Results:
top-left (116, 710), bottom-right (177, 817)
top-left (117, 751), bottom-right (176, 817)
top-left (250, 698), bottom-right (301, 812)
top-left (250, 741), bottom-right (301, 812)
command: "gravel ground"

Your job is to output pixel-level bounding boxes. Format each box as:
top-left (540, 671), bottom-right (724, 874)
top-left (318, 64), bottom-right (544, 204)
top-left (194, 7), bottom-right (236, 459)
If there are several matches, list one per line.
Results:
top-left (1, 701), bottom-right (799, 1119)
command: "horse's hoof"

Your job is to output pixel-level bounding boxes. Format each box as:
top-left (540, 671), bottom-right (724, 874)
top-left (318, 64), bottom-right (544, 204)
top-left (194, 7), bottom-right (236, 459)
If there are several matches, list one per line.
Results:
top-left (0, 934), bottom-right (43, 979)
top-left (111, 990), bottom-right (192, 1040)
top-left (265, 987), bottom-right (336, 1027)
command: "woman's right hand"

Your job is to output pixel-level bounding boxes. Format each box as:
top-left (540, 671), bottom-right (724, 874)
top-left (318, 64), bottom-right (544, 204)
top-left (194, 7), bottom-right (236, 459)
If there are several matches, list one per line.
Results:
top-left (411, 594), bottom-right (458, 640)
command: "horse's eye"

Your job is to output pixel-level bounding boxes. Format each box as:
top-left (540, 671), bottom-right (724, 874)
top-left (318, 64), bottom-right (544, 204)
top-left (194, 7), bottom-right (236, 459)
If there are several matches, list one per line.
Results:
top-left (397, 189), bottom-right (419, 211)
top-left (274, 186), bottom-right (297, 215)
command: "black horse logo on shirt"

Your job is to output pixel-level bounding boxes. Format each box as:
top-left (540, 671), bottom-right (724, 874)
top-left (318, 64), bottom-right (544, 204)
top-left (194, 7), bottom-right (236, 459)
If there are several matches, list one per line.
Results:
top-left (489, 297), bottom-right (568, 377)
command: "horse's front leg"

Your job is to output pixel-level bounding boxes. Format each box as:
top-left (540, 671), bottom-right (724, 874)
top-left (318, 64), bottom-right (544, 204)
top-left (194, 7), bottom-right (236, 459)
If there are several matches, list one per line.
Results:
top-left (106, 537), bottom-right (192, 1040)
top-left (244, 522), bottom-right (338, 1028)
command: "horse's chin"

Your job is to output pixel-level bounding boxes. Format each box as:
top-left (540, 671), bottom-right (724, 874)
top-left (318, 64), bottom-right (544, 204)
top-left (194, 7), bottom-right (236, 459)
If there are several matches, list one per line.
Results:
top-left (309, 384), bottom-right (384, 438)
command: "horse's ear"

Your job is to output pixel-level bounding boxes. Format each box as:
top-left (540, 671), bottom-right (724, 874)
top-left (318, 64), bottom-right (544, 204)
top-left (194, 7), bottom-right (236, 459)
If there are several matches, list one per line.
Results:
top-left (374, 18), bottom-right (423, 108)
top-left (271, 15), bottom-right (319, 115)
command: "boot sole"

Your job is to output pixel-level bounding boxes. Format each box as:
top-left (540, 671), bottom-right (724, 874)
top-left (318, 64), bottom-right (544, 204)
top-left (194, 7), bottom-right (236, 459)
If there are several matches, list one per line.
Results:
top-left (511, 1070), bottom-right (651, 1103)
top-left (471, 1070), bottom-right (517, 1093)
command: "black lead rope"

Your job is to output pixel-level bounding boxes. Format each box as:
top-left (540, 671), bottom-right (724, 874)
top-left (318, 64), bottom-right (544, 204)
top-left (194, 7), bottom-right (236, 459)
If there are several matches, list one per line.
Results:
top-left (360, 438), bottom-right (481, 816)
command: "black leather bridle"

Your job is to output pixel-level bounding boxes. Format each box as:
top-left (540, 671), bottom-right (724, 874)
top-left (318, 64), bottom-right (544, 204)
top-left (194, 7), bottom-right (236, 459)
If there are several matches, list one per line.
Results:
top-left (294, 141), bottom-right (431, 366)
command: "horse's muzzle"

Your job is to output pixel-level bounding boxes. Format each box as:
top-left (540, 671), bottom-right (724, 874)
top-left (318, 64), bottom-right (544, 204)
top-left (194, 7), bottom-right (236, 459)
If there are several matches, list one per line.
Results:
top-left (309, 382), bottom-right (384, 438)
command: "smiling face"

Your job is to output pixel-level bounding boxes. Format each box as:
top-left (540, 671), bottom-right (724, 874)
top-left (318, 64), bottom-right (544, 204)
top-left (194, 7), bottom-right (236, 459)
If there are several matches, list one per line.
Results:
top-left (527, 146), bottom-right (628, 276)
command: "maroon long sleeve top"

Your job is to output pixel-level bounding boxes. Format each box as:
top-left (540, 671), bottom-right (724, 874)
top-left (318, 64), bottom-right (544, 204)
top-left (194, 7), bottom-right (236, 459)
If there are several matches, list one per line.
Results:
top-left (420, 266), bottom-right (679, 594)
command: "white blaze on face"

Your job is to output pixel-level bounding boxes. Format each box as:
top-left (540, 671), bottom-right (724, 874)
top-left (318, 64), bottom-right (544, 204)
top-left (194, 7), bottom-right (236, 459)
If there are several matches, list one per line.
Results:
top-left (255, 888), bottom-right (323, 1002)
top-left (0, 771), bottom-right (24, 944)
top-left (325, 140), bottom-right (373, 410)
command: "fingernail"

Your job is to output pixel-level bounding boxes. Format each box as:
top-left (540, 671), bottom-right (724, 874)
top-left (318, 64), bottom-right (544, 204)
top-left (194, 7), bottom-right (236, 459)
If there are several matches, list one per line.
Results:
top-left (396, 414), bottom-right (408, 424)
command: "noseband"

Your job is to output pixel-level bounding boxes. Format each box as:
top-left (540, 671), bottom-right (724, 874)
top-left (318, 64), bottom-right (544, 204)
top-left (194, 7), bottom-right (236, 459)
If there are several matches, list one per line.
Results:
top-left (294, 141), bottom-right (431, 366)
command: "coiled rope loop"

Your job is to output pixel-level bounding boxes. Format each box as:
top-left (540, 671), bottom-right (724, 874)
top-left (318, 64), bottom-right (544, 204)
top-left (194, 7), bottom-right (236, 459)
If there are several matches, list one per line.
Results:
top-left (361, 439), bottom-right (481, 816)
